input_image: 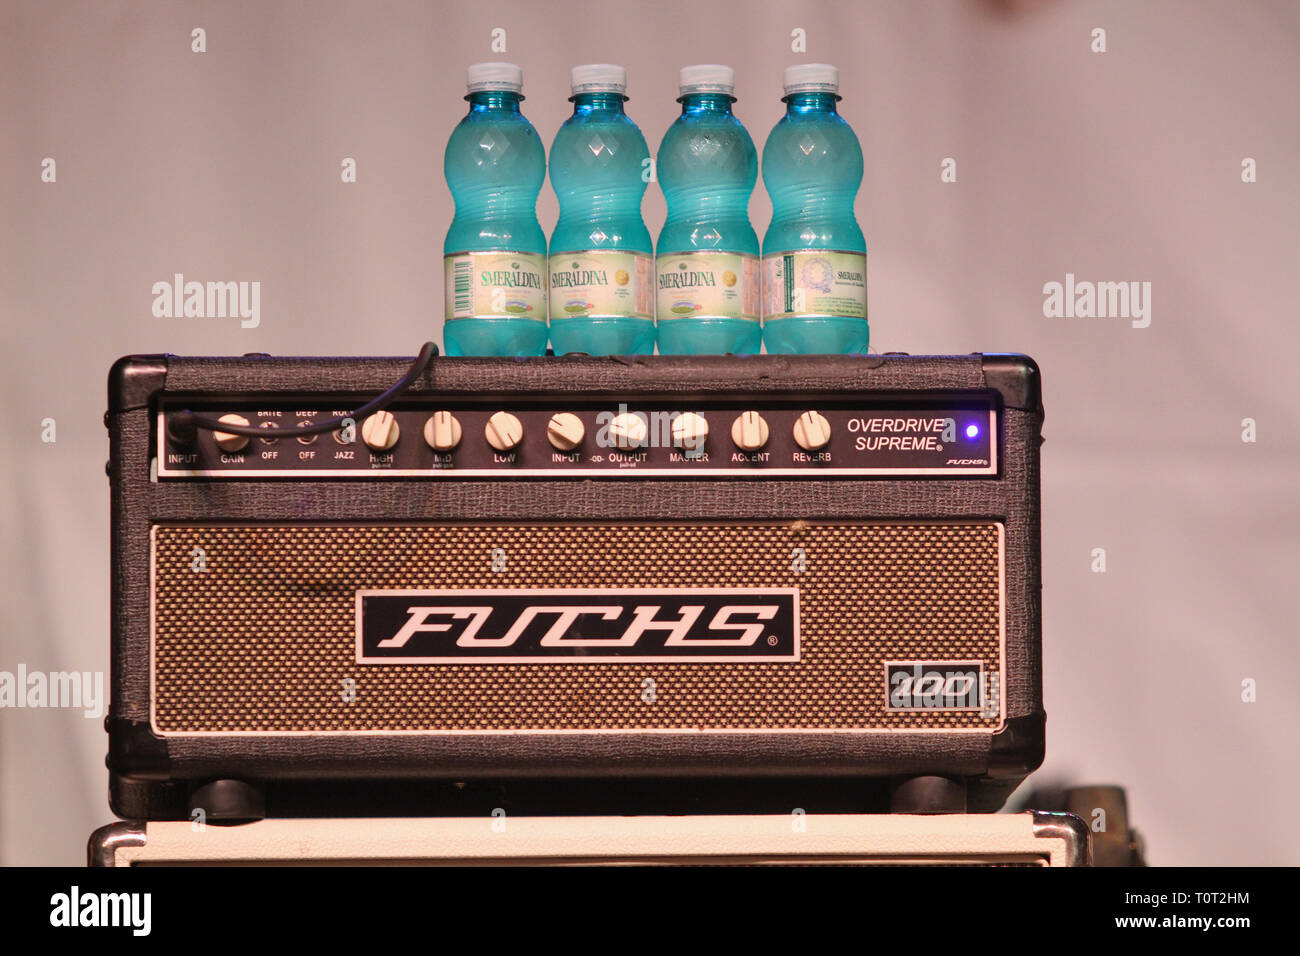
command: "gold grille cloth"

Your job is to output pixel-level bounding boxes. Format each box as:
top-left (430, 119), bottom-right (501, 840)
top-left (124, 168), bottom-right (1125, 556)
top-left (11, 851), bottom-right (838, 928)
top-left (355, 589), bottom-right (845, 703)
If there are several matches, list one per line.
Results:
top-left (152, 522), bottom-right (1002, 733)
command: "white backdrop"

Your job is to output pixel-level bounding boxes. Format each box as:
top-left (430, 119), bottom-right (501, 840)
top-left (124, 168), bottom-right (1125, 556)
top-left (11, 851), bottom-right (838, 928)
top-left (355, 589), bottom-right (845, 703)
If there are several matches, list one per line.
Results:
top-left (2, 0), bottom-right (1297, 865)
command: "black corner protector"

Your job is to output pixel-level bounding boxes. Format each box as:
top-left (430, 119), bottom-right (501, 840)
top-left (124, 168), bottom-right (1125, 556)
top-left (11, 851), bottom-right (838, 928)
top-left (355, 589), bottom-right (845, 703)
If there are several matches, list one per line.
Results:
top-left (87, 821), bottom-right (147, 867)
top-left (980, 354), bottom-right (1042, 414)
top-left (107, 355), bottom-right (169, 415)
top-left (987, 711), bottom-right (1046, 777)
top-left (106, 717), bottom-right (171, 778)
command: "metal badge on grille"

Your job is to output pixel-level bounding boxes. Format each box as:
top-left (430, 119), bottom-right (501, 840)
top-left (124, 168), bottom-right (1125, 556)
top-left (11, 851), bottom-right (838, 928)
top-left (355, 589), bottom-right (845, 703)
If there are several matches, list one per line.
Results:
top-left (885, 662), bottom-right (991, 712)
top-left (357, 589), bottom-right (800, 663)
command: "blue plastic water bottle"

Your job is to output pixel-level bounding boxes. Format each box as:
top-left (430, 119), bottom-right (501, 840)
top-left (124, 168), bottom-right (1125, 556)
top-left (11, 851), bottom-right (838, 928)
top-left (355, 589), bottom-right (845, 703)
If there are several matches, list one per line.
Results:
top-left (547, 64), bottom-right (654, 355)
top-left (655, 65), bottom-right (761, 355)
top-left (761, 64), bottom-right (869, 354)
top-left (443, 62), bottom-right (548, 357)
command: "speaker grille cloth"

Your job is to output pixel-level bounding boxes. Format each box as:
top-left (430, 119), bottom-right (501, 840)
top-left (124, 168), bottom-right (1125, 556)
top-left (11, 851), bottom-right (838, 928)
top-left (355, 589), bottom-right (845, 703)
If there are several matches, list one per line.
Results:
top-left (151, 522), bottom-right (1002, 733)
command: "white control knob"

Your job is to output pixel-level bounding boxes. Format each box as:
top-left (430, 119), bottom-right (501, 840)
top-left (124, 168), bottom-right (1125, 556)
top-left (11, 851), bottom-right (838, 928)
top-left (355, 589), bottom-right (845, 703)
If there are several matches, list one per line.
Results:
top-left (671, 412), bottom-right (709, 454)
top-left (423, 411), bottom-right (462, 452)
top-left (361, 410), bottom-right (400, 451)
top-left (609, 412), bottom-right (648, 450)
top-left (730, 411), bottom-right (769, 452)
top-left (213, 414), bottom-right (251, 453)
top-left (547, 412), bottom-right (585, 451)
top-left (793, 411), bottom-right (832, 451)
top-left (485, 411), bottom-right (524, 452)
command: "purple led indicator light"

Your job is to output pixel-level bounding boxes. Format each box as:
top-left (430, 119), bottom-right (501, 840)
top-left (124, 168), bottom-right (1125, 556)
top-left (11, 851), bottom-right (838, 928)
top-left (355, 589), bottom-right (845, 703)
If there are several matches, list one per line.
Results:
top-left (965, 423), bottom-right (980, 439)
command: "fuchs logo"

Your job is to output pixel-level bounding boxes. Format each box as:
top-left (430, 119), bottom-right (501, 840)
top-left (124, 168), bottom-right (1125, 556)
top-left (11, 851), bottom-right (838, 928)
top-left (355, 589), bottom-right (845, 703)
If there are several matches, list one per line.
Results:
top-left (357, 588), bottom-right (799, 663)
top-left (885, 662), bottom-right (989, 711)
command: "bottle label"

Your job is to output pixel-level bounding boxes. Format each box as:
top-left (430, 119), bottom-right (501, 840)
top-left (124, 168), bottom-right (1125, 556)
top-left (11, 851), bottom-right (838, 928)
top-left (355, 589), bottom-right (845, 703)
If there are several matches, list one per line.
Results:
top-left (656, 252), bottom-right (760, 322)
top-left (762, 251), bottom-right (868, 320)
top-left (444, 252), bottom-right (547, 321)
top-left (548, 251), bottom-right (653, 320)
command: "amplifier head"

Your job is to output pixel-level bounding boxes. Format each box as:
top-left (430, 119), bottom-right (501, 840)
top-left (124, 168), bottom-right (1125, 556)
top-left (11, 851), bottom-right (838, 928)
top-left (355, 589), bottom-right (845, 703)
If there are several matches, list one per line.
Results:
top-left (106, 352), bottom-right (1043, 819)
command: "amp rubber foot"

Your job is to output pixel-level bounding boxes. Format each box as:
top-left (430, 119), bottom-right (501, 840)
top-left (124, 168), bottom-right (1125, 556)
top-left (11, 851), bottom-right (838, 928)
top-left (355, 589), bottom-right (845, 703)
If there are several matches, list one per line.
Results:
top-left (889, 775), bottom-right (968, 813)
top-left (188, 779), bottom-right (266, 825)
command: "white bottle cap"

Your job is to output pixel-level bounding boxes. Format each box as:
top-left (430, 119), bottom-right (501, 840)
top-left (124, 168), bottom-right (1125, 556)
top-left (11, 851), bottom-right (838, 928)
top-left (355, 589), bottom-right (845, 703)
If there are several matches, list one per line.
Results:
top-left (782, 63), bottom-right (839, 96)
top-left (466, 62), bottom-right (524, 95)
top-left (678, 64), bottom-right (736, 96)
top-left (571, 63), bottom-right (627, 96)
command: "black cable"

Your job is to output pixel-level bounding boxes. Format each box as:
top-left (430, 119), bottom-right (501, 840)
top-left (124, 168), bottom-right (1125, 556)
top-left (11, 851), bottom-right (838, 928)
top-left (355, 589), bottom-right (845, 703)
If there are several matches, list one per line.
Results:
top-left (168, 342), bottom-right (438, 443)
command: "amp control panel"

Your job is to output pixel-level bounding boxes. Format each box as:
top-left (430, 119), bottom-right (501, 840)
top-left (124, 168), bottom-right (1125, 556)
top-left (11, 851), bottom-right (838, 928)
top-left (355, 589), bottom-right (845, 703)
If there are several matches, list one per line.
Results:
top-left (155, 397), bottom-right (998, 479)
